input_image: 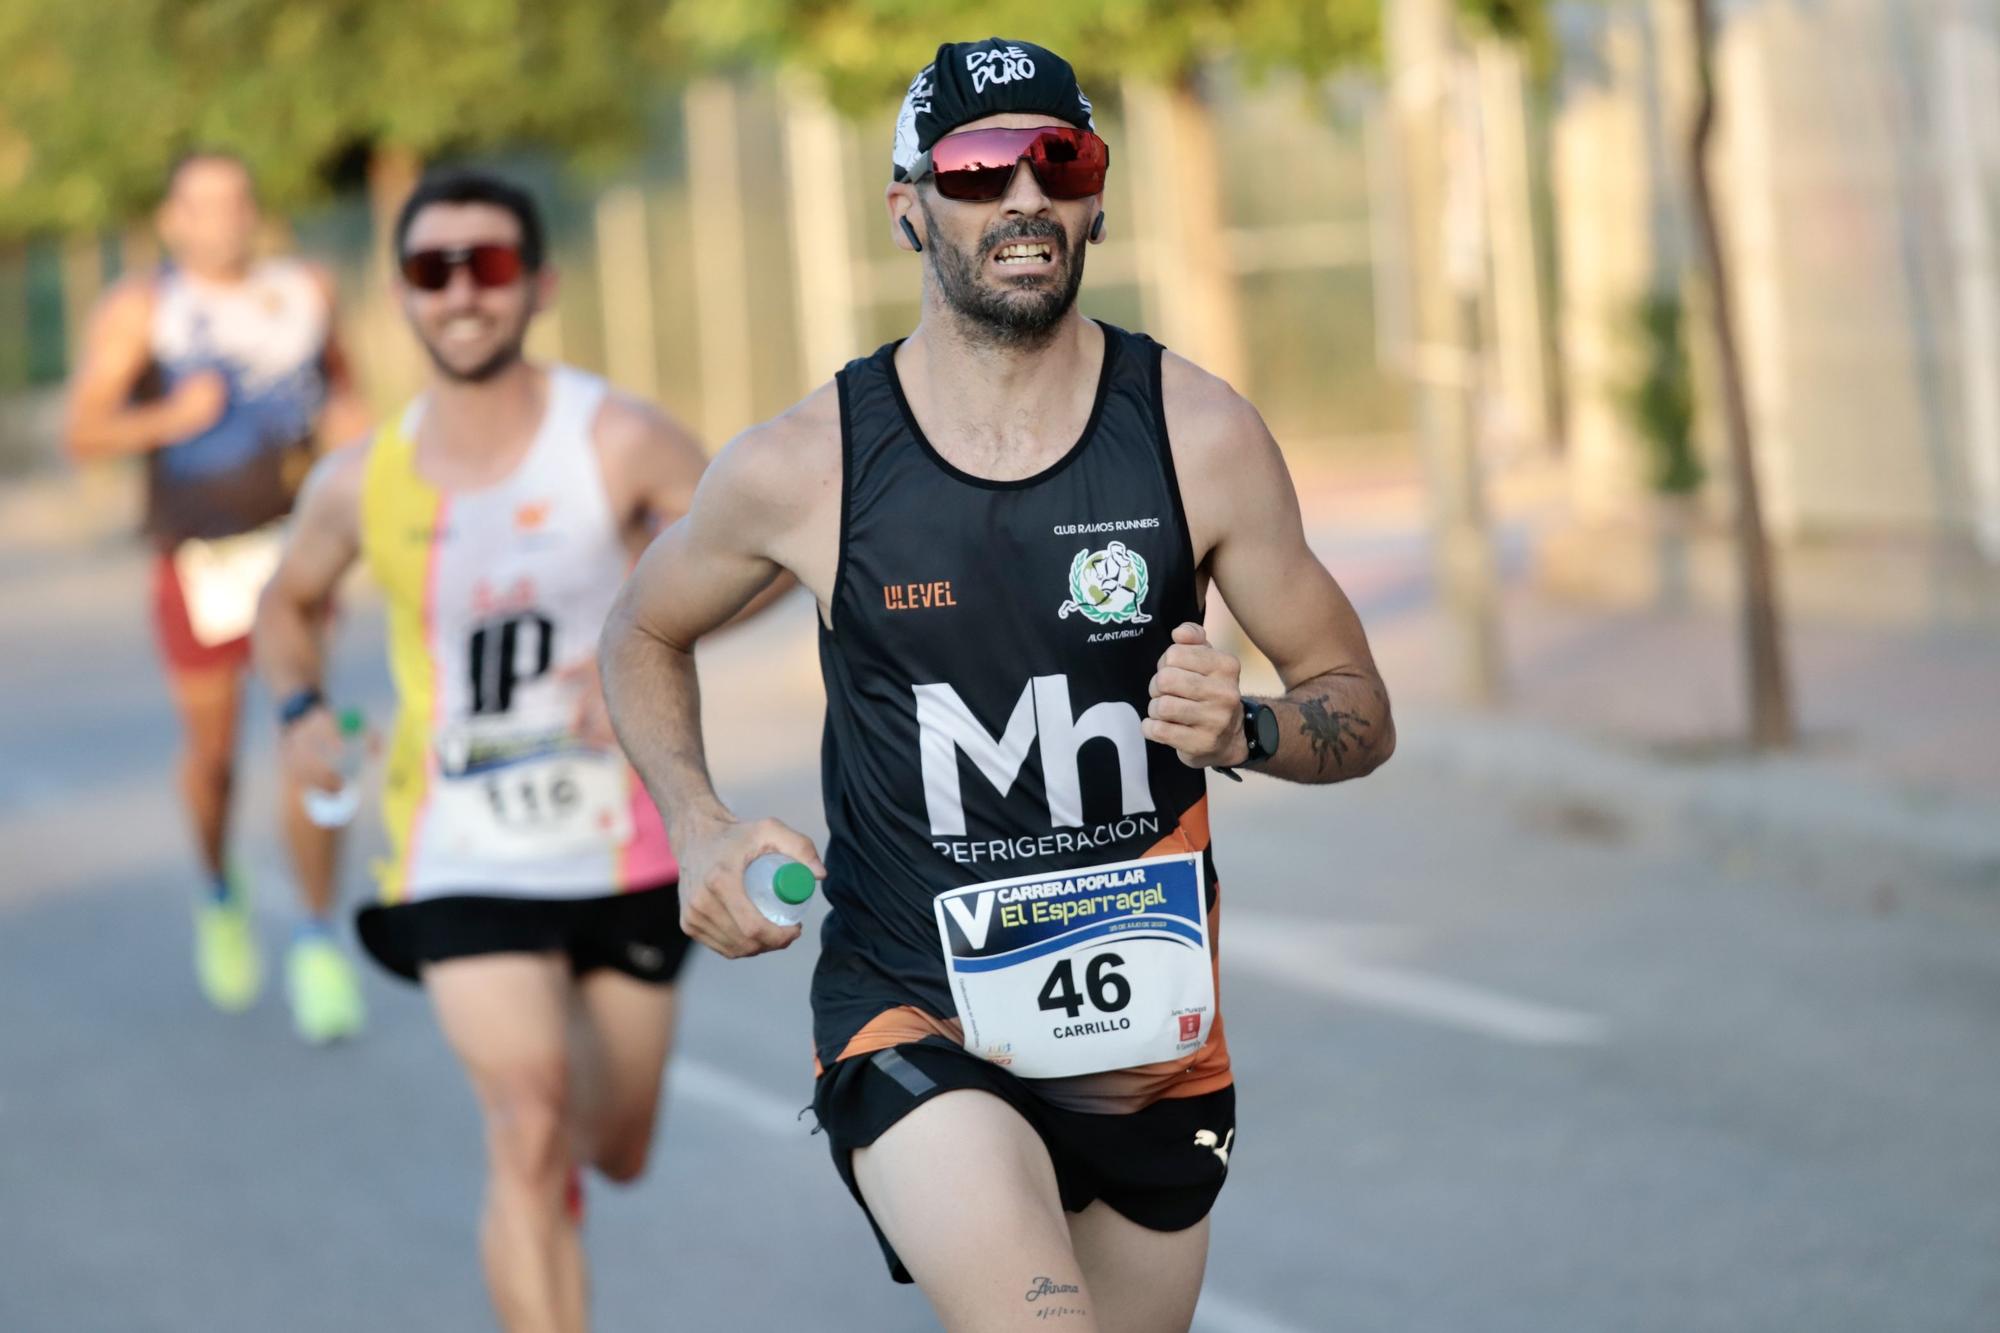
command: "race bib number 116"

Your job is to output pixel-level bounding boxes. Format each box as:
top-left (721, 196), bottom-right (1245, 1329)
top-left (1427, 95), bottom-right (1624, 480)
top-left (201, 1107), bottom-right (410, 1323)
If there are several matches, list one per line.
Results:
top-left (934, 853), bottom-right (1214, 1080)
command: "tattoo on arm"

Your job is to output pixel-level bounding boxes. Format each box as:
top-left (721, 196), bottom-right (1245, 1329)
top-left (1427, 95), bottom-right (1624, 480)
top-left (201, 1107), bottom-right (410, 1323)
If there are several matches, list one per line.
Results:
top-left (1297, 693), bottom-right (1372, 775)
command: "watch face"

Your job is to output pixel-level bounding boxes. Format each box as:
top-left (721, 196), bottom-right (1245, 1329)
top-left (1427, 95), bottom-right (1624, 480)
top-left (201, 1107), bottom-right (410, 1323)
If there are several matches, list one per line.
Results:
top-left (1252, 703), bottom-right (1280, 758)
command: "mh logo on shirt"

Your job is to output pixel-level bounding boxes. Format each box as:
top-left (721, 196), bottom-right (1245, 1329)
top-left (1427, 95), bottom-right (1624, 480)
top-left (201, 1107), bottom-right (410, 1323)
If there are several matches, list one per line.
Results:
top-left (914, 674), bottom-right (1154, 837)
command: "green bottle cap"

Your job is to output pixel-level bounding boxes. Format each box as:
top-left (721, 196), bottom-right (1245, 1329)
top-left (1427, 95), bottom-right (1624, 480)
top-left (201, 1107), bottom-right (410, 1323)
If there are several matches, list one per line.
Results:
top-left (772, 861), bottom-right (817, 906)
top-left (337, 707), bottom-right (365, 738)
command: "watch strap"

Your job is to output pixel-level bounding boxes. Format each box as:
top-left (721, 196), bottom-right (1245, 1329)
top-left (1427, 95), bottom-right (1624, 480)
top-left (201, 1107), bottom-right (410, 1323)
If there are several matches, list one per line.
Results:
top-left (277, 686), bottom-right (327, 729)
top-left (1241, 699), bottom-right (1271, 763)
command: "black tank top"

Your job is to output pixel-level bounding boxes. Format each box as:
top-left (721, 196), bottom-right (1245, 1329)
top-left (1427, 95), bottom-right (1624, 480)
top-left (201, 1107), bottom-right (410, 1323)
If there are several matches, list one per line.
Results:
top-left (811, 323), bottom-right (1220, 1083)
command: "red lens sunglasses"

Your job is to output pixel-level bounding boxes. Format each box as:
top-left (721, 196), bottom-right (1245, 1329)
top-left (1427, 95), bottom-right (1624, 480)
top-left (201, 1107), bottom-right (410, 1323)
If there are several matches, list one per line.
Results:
top-left (908, 126), bottom-right (1110, 202)
top-left (399, 244), bottom-right (525, 291)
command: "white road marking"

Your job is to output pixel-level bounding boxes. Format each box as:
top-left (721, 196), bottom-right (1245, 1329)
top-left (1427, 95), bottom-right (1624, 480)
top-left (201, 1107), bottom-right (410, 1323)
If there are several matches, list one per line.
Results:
top-left (1193, 1288), bottom-right (1317, 1333)
top-left (669, 1057), bottom-right (812, 1138)
top-left (1228, 909), bottom-right (1608, 1047)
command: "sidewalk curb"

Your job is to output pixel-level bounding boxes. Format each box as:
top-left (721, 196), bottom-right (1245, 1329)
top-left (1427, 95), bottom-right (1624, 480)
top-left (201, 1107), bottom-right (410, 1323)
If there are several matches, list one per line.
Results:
top-left (1396, 705), bottom-right (2000, 879)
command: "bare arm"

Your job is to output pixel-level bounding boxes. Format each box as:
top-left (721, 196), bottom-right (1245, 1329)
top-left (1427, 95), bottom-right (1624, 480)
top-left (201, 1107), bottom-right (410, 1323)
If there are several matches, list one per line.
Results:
top-left (1147, 355), bottom-right (1395, 784)
top-left (598, 390), bottom-right (798, 618)
top-left (253, 443), bottom-right (365, 790)
top-left (596, 389), bottom-right (710, 538)
top-left (600, 389), bottom-right (837, 957)
top-left (572, 393), bottom-right (793, 749)
top-left (62, 281), bottom-right (225, 460)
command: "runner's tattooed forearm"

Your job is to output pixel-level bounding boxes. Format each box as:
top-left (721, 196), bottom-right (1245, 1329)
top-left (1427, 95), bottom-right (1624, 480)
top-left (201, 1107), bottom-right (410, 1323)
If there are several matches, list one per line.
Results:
top-left (1296, 692), bottom-right (1373, 775)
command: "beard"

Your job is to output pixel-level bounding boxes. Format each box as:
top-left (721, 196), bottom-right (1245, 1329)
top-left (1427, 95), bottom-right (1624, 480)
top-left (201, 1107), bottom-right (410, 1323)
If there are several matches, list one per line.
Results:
top-left (921, 200), bottom-right (1086, 350)
top-left (415, 315), bottom-right (531, 384)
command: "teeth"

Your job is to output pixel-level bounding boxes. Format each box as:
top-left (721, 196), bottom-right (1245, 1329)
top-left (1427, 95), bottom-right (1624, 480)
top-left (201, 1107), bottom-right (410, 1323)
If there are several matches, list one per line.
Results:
top-left (995, 242), bottom-right (1053, 264)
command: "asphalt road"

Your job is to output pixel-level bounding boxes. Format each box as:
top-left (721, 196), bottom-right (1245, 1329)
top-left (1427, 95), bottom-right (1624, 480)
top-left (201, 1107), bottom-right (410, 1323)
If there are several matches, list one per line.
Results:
top-left (2, 541), bottom-right (1997, 1333)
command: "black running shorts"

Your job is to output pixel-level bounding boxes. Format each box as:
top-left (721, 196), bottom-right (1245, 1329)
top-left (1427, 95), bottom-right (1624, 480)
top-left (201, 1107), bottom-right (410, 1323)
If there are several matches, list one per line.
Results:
top-left (814, 1038), bottom-right (1236, 1283)
top-left (356, 882), bottom-right (692, 986)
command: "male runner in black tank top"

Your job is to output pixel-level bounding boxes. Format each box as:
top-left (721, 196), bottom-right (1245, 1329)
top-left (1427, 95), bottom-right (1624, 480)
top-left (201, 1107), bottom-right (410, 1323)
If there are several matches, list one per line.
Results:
top-left (605, 38), bottom-right (1394, 1332)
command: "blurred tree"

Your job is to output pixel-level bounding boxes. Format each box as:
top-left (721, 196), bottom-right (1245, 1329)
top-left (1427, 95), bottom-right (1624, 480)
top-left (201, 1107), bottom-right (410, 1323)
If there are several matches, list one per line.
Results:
top-left (1619, 292), bottom-right (1701, 498)
top-left (1618, 290), bottom-right (1702, 610)
top-left (664, 0), bottom-right (1382, 389)
top-left (663, 1), bottom-right (1378, 108)
top-left (0, 0), bottom-right (670, 240)
top-left (1687, 0), bottom-right (1794, 748)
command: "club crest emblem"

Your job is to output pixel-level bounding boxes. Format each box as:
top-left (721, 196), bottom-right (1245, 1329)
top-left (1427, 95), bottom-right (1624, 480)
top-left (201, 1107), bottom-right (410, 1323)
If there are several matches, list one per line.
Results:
top-left (1058, 542), bottom-right (1152, 625)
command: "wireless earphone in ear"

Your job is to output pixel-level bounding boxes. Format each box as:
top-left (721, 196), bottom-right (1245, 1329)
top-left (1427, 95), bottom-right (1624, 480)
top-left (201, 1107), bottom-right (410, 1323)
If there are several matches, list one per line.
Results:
top-left (1090, 211), bottom-right (1106, 242)
top-left (899, 217), bottom-right (924, 253)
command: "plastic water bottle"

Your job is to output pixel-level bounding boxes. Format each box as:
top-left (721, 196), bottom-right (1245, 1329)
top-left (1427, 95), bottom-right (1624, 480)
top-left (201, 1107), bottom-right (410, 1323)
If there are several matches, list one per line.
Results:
top-left (302, 708), bottom-right (367, 829)
top-left (744, 853), bottom-right (817, 926)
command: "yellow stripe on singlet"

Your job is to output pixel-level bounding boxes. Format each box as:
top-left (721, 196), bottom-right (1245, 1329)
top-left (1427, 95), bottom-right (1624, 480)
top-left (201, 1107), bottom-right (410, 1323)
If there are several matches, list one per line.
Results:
top-left (358, 421), bottom-right (447, 905)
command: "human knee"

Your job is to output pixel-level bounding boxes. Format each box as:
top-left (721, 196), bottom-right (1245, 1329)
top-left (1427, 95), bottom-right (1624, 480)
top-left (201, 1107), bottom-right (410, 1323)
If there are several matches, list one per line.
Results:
top-left (180, 739), bottom-right (234, 793)
top-left (481, 1063), bottom-right (574, 1184)
top-left (591, 1112), bottom-right (657, 1185)
top-left (592, 1136), bottom-right (649, 1185)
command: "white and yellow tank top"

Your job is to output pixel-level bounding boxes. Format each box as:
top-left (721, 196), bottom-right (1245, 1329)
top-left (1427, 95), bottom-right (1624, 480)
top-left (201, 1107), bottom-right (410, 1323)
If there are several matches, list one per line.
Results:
top-left (360, 365), bottom-right (676, 903)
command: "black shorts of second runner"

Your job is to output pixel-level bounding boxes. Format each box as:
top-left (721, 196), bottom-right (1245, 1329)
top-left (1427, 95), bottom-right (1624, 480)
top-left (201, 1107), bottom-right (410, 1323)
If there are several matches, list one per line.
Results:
top-left (356, 882), bottom-right (692, 987)
top-left (814, 1037), bottom-right (1236, 1283)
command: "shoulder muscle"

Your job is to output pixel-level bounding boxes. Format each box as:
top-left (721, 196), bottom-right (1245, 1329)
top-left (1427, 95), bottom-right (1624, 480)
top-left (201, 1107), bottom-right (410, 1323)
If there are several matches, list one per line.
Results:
top-left (692, 380), bottom-right (842, 554)
top-left (592, 389), bottom-right (707, 523)
top-left (1159, 349), bottom-right (1299, 561)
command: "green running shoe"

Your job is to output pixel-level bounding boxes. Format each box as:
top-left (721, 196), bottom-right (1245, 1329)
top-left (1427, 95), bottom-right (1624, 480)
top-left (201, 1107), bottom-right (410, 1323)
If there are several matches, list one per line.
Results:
top-left (195, 882), bottom-right (262, 1013)
top-left (286, 934), bottom-right (366, 1045)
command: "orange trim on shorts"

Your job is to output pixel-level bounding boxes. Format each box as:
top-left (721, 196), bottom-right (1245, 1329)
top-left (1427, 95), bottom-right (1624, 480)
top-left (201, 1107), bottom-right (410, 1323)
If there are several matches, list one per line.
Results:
top-left (828, 1005), bottom-right (965, 1071)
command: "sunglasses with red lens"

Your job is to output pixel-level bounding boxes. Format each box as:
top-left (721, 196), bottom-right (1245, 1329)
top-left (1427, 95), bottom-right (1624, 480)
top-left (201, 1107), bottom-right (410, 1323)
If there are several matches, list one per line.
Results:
top-left (914, 126), bottom-right (1110, 203)
top-left (399, 244), bottom-right (526, 292)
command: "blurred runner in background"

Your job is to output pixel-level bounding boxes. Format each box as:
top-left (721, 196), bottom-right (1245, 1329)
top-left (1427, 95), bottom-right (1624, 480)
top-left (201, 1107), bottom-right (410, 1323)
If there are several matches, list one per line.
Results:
top-left (256, 170), bottom-right (716, 1333)
top-left (62, 149), bottom-right (372, 1037)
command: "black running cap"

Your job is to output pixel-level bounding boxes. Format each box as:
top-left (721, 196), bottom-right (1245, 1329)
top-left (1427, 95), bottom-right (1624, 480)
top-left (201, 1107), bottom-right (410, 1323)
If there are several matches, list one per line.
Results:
top-left (892, 38), bottom-right (1096, 181)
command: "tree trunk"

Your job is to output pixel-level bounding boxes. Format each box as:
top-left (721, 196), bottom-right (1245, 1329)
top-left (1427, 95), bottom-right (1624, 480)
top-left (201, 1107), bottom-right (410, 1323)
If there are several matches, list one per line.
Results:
top-left (782, 77), bottom-right (861, 394)
top-left (1937, 6), bottom-right (2000, 563)
top-left (1388, 0), bottom-right (1507, 706)
top-left (1687, 0), bottom-right (1795, 748)
top-left (685, 78), bottom-right (757, 447)
top-left (595, 185), bottom-right (660, 400)
top-left (365, 143), bottom-right (425, 405)
top-left (58, 235), bottom-right (106, 372)
top-left (1123, 76), bottom-right (1249, 391)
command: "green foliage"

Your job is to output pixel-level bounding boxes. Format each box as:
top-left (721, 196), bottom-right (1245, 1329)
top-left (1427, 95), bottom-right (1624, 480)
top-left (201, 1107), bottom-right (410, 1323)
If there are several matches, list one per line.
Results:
top-left (0, 0), bottom-right (1553, 236)
top-left (662, 0), bottom-right (1382, 111)
top-left (0, 0), bottom-right (669, 238)
top-left (1619, 290), bottom-right (1704, 496)
top-left (1454, 0), bottom-right (1557, 83)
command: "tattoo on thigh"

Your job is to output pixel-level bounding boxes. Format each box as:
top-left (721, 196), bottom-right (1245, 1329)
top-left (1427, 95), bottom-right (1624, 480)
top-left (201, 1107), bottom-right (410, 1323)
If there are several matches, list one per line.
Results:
top-left (1297, 694), bottom-right (1371, 774)
top-left (1026, 1276), bottom-right (1086, 1319)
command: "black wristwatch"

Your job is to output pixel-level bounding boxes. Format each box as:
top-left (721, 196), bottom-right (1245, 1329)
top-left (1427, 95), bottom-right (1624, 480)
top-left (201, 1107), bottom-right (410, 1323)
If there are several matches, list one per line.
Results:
top-left (1216, 699), bottom-right (1279, 783)
top-left (1242, 698), bottom-right (1280, 762)
top-left (277, 686), bottom-right (327, 729)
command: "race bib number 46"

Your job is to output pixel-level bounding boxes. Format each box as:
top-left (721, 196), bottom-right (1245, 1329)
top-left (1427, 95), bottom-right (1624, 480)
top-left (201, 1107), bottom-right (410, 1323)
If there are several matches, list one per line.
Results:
top-left (934, 853), bottom-right (1214, 1080)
